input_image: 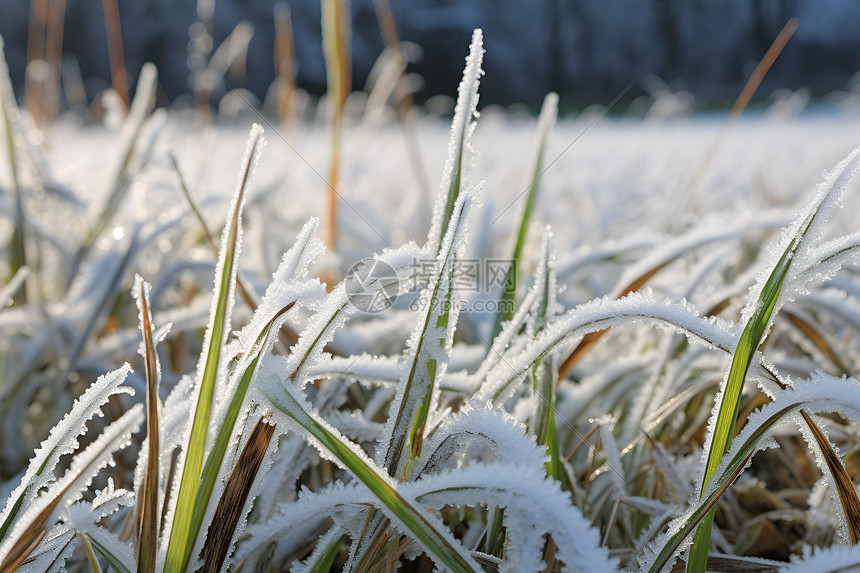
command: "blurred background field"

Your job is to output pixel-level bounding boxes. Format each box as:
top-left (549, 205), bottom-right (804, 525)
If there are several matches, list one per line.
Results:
top-left (1, 0), bottom-right (860, 115)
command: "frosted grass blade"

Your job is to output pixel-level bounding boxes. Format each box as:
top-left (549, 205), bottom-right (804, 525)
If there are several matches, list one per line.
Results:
top-left (426, 29), bottom-right (483, 253)
top-left (647, 374), bottom-right (860, 573)
top-left (133, 277), bottom-right (159, 573)
top-left (165, 124), bottom-right (264, 573)
top-left (408, 462), bottom-right (617, 573)
top-left (799, 409), bottom-right (860, 543)
top-left (478, 291), bottom-right (739, 404)
top-left (0, 365), bottom-right (133, 557)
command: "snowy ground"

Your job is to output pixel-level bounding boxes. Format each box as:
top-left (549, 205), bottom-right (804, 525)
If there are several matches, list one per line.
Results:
top-left (35, 108), bottom-right (860, 308)
top-left (5, 101), bottom-right (860, 571)
top-left (40, 109), bottom-right (860, 253)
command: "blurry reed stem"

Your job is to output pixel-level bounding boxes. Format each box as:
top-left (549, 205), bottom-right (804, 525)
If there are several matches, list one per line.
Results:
top-left (274, 3), bottom-right (296, 127)
top-left (684, 17), bottom-right (798, 200)
top-left (43, 0), bottom-right (65, 125)
top-left (101, 0), bottom-right (129, 109)
top-left (322, 0), bottom-right (351, 253)
top-left (25, 0), bottom-right (46, 125)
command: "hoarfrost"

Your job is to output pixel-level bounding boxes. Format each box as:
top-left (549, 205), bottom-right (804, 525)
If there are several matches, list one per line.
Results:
top-left (426, 29), bottom-right (484, 251)
top-left (740, 146), bottom-right (860, 330)
top-left (0, 364), bottom-right (133, 561)
top-left (415, 404), bottom-right (548, 477)
top-left (478, 290), bottom-right (739, 403)
top-left (407, 462), bottom-right (618, 573)
top-left (780, 544), bottom-right (860, 573)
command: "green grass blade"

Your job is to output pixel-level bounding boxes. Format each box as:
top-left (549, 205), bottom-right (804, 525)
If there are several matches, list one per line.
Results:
top-left (164, 125), bottom-right (263, 573)
top-left (687, 182), bottom-right (846, 572)
top-left (185, 303), bottom-right (293, 560)
top-left (492, 93), bottom-right (558, 339)
top-left (84, 532), bottom-right (132, 573)
top-left (261, 383), bottom-right (480, 573)
top-left (428, 29), bottom-right (483, 253)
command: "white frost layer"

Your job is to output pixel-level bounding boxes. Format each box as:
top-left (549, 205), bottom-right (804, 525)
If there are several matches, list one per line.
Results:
top-left (0, 364), bottom-right (134, 562)
top-left (407, 462), bottom-right (619, 573)
top-left (478, 289), bottom-right (739, 403)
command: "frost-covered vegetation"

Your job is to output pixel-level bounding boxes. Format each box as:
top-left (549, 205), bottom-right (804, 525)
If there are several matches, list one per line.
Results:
top-left (5, 24), bottom-right (860, 573)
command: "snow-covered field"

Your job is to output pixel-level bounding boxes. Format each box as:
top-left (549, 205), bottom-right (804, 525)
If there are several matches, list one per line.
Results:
top-left (6, 31), bottom-right (860, 573)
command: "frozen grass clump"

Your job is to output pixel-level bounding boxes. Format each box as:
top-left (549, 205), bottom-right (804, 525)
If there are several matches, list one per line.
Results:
top-left (4, 26), bottom-right (860, 573)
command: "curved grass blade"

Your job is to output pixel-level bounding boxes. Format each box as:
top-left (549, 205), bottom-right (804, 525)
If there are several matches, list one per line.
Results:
top-left (799, 409), bottom-right (860, 543)
top-left (478, 291), bottom-right (738, 405)
top-left (492, 92), bottom-right (557, 339)
top-left (133, 277), bottom-right (160, 573)
top-left (688, 156), bottom-right (860, 573)
top-left (261, 381), bottom-right (481, 573)
top-left (165, 124), bottom-right (264, 573)
top-left (408, 462), bottom-right (617, 573)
